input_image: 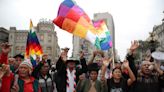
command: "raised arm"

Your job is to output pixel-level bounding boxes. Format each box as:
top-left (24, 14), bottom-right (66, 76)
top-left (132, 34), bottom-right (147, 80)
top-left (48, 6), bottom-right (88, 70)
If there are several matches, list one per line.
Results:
top-left (79, 51), bottom-right (88, 73)
top-left (87, 51), bottom-right (97, 65)
top-left (32, 62), bottom-right (44, 79)
top-left (122, 60), bottom-right (136, 86)
top-left (0, 43), bottom-right (11, 64)
top-left (56, 52), bottom-right (67, 71)
top-left (126, 40), bottom-right (139, 77)
top-left (154, 62), bottom-right (164, 76)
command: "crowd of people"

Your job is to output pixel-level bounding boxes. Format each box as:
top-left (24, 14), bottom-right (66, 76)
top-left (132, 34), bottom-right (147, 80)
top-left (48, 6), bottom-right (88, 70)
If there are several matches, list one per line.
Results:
top-left (0, 41), bottom-right (164, 92)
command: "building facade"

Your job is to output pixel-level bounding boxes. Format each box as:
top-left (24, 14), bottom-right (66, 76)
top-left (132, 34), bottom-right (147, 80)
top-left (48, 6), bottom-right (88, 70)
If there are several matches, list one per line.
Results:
top-left (0, 27), bottom-right (9, 52)
top-left (8, 20), bottom-right (60, 62)
top-left (0, 27), bottom-right (9, 43)
top-left (134, 14), bottom-right (164, 62)
top-left (152, 22), bottom-right (164, 51)
top-left (72, 36), bottom-right (96, 61)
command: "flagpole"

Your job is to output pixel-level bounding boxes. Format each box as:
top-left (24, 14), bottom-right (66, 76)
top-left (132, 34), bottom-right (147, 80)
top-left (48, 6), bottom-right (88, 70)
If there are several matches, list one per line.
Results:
top-left (112, 47), bottom-right (115, 68)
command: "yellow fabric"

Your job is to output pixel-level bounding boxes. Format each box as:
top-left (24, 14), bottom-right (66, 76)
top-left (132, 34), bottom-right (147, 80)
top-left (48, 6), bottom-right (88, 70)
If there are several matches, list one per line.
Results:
top-left (73, 24), bottom-right (88, 38)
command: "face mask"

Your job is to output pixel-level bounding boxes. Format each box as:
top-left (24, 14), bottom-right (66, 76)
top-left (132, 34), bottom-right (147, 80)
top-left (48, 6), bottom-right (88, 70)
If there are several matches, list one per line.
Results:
top-left (160, 65), bottom-right (164, 71)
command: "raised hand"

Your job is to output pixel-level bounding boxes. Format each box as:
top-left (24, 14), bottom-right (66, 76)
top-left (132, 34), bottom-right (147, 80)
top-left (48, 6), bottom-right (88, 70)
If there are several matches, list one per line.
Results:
top-left (0, 42), bottom-right (12, 54)
top-left (93, 51), bottom-right (98, 57)
top-left (122, 60), bottom-right (130, 69)
top-left (130, 40), bottom-right (139, 51)
top-left (11, 84), bottom-right (19, 92)
top-left (60, 52), bottom-right (67, 61)
top-left (79, 51), bottom-right (84, 59)
top-left (102, 57), bottom-right (112, 67)
top-left (153, 62), bottom-right (160, 71)
top-left (0, 64), bottom-right (10, 79)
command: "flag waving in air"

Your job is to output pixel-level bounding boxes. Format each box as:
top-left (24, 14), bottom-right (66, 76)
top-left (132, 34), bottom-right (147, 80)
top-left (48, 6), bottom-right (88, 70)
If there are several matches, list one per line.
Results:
top-left (25, 20), bottom-right (43, 66)
top-left (53, 0), bottom-right (112, 50)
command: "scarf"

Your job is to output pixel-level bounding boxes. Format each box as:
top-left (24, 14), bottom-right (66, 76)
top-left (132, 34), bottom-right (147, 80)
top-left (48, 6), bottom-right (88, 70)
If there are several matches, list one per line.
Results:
top-left (66, 68), bottom-right (76, 92)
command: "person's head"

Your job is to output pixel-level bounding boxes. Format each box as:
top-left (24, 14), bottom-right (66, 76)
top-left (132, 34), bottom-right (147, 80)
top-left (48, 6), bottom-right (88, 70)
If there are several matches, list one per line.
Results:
top-left (18, 60), bottom-right (32, 78)
top-left (40, 62), bottom-right (50, 76)
top-left (88, 63), bottom-right (99, 81)
top-left (96, 59), bottom-right (103, 67)
top-left (8, 58), bottom-right (15, 65)
top-left (42, 54), bottom-right (48, 61)
top-left (141, 61), bottom-right (152, 75)
top-left (135, 62), bottom-right (140, 70)
top-left (14, 54), bottom-right (24, 69)
top-left (89, 70), bottom-right (98, 81)
top-left (115, 62), bottom-right (122, 68)
top-left (66, 60), bottom-right (77, 69)
top-left (36, 55), bottom-right (40, 62)
top-left (14, 54), bottom-right (24, 65)
top-left (112, 67), bottom-right (122, 80)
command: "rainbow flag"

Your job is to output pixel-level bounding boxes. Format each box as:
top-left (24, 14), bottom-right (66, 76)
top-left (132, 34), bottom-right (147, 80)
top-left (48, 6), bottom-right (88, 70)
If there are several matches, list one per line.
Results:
top-left (25, 20), bottom-right (43, 65)
top-left (53, 0), bottom-right (112, 50)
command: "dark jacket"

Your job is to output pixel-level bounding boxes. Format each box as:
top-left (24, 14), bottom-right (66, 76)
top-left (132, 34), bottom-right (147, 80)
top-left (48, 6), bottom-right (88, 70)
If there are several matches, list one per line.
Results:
top-left (32, 62), bottom-right (55, 92)
top-left (126, 53), bottom-right (164, 92)
top-left (55, 57), bottom-right (88, 92)
top-left (133, 73), bottom-right (161, 92)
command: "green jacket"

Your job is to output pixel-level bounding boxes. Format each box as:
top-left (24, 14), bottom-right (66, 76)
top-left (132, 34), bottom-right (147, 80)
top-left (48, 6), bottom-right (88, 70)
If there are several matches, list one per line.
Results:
top-left (76, 79), bottom-right (107, 92)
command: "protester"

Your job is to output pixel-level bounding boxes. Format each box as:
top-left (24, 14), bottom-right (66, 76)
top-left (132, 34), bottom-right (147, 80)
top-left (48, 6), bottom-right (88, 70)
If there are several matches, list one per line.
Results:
top-left (55, 49), bottom-right (87, 92)
top-left (132, 60), bottom-right (164, 92)
top-left (13, 54), bottom-right (24, 73)
top-left (101, 59), bottom-right (136, 92)
top-left (42, 54), bottom-right (51, 68)
top-left (76, 63), bottom-right (107, 92)
top-left (125, 41), bottom-right (164, 92)
top-left (0, 64), bottom-right (14, 92)
top-left (32, 60), bottom-right (57, 92)
top-left (1, 38), bottom-right (164, 92)
top-left (0, 42), bottom-right (11, 64)
top-left (0, 43), bottom-right (14, 92)
top-left (88, 50), bottom-right (112, 80)
top-left (11, 60), bottom-right (41, 92)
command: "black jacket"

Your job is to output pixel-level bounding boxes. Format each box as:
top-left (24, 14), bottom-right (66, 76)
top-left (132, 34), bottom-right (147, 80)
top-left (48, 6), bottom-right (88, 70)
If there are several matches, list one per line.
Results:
top-left (55, 57), bottom-right (88, 92)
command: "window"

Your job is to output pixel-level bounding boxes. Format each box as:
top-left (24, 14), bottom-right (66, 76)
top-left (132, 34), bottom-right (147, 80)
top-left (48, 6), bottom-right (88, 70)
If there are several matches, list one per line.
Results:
top-left (21, 46), bottom-right (25, 51)
top-left (40, 34), bottom-right (44, 41)
top-left (47, 47), bottom-right (52, 50)
top-left (10, 35), bottom-right (12, 39)
top-left (16, 36), bottom-right (19, 40)
top-left (24, 36), bottom-right (26, 40)
top-left (49, 54), bottom-right (52, 58)
top-left (16, 46), bottom-right (20, 50)
top-left (48, 34), bottom-right (52, 42)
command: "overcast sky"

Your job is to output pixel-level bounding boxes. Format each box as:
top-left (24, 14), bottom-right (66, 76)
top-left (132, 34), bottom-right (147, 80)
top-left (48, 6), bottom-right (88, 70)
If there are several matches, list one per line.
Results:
top-left (0, 0), bottom-right (164, 59)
